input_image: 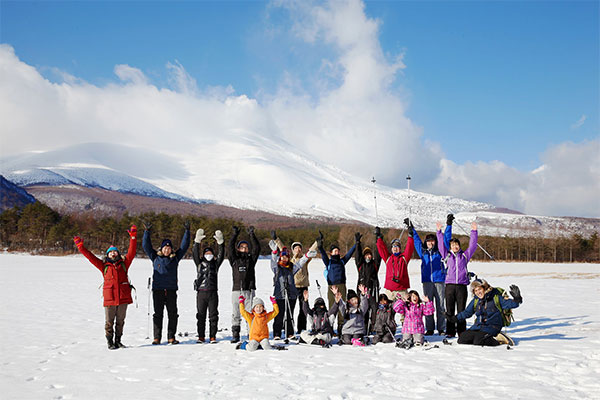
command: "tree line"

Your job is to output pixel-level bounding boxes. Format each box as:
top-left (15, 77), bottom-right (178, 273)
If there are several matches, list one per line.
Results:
top-left (0, 201), bottom-right (598, 263)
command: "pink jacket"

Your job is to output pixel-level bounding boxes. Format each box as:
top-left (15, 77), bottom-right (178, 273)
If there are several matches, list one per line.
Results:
top-left (393, 300), bottom-right (435, 334)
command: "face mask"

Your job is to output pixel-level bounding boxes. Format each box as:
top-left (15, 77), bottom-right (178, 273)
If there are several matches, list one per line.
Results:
top-left (205, 254), bottom-right (214, 261)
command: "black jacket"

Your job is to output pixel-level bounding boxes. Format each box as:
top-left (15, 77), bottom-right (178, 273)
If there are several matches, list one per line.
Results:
top-left (355, 241), bottom-right (381, 291)
top-left (303, 301), bottom-right (339, 335)
top-left (192, 242), bottom-right (225, 291)
top-left (228, 230), bottom-right (261, 291)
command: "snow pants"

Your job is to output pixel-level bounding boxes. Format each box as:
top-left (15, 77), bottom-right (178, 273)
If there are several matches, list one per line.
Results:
top-left (300, 331), bottom-right (332, 345)
top-left (104, 304), bottom-right (127, 338)
top-left (231, 289), bottom-right (254, 332)
top-left (423, 281), bottom-right (446, 333)
top-left (402, 333), bottom-right (425, 344)
top-left (196, 290), bottom-right (219, 339)
top-left (445, 283), bottom-right (467, 336)
top-left (273, 298), bottom-right (296, 339)
top-left (372, 332), bottom-right (395, 344)
top-left (247, 338), bottom-right (272, 352)
top-left (153, 289), bottom-right (178, 340)
top-left (295, 286), bottom-right (308, 334)
top-left (457, 330), bottom-right (500, 347)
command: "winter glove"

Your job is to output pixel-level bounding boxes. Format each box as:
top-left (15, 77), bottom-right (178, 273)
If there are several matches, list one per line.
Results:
top-left (316, 230), bottom-right (324, 247)
top-left (374, 226), bottom-right (382, 239)
top-left (183, 220), bottom-right (191, 231)
top-left (143, 220), bottom-right (152, 231)
top-left (446, 214), bottom-right (455, 226)
top-left (306, 250), bottom-right (317, 258)
top-left (403, 218), bottom-right (414, 237)
top-left (467, 272), bottom-right (476, 281)
top-left (269, 240), bottom-right (278, 252)
top-left (232, 226), bottom-right (241, 236)
top-left (127, 225), bottom-right (137, 238)
top-left (444, 311), bottom-right (458, 323)
top-left (73, 236), bottom-right (84, 249)
top-left (214, 230), bottom-right (224, 245)
top-left (509, 284), bottom-right (522, 304)
top-left (238, 295), bottom-right (245, 304)
top-left (270, 230), bottom-right (277, 240)
top-left (247, 225), bottom-right (255, 235)
top-left (270, 296), bottom-right (277, 304)
top-left (354, 232), bottom-right (362, 243)
top-left (194, 229), bottom-right (206, 243)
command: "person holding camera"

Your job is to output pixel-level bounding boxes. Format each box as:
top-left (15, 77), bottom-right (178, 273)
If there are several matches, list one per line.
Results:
top-left (375, 218), bottom-right (415, 302)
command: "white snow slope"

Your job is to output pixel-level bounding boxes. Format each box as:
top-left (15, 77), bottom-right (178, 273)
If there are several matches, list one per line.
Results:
top-left (1, 253), bottom-right (599, 399)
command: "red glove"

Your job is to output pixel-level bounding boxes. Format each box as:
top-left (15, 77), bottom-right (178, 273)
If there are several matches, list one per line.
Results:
top-left (238, 295), bottom-right (245, 304)
top-left (128, 225), bottom-right (137, 238)
top-left (270, 296), bottom-right (276, 304)
top-left (73, 236), bottom-right (83, 249)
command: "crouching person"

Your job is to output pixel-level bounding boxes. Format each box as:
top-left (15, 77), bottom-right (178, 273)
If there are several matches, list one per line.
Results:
top-left (393, 290), bottom-right (434, 347)
top-left (372, 294), bottom-right (397, 344)
top-left (333, 284), bottom-right (370, 345)
top-left (239, 295), bottom-right (279, 351)
top-left (446, 279), bottom-right (522, 347)
top-left (299, 290), bottom-right (339, 347)
top-left (73, 225), bottom-right (137, 349)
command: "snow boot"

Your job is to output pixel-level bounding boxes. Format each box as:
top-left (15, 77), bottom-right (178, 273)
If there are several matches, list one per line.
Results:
top-left (209, 337), bottom-right (217, 344)
top-left (231, 326), bottom-right (240, 343)
top-left (168, 338), bottom-right (180, 345)
top-left (197, 337), bottom-right (205, 344)
top-left (106, 335), bottom-right (116, 350)
top-left (152, 338), bottom-right (161, 345)
top-left (495, 332), bottom-right (515, 346)
top-left (114, 336), bottom-right (126, 349)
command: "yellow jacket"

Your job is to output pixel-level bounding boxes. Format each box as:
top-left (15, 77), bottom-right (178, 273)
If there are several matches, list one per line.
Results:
top-left (240, 302), bottom-right (279, 342)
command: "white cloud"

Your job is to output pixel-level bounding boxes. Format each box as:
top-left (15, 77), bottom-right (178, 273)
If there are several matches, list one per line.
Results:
top-left (113, 64), bottom-right (147, 85)
top-left (425, 139), bottom-right (600, 217)
top-left (571, 114), bottom-right (587, 130)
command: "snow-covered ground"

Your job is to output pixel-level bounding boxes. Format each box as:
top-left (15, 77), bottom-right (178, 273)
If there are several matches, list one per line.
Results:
top-left (1, 253), bottom-right (599, 399)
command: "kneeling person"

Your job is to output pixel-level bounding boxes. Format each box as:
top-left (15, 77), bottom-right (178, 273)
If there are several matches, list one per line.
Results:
top-left (239, 295), bottom-right (279, 351)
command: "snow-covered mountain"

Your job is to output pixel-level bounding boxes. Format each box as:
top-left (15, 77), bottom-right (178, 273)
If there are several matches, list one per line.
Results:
top-left (1, 142), bottom-right (598, 237)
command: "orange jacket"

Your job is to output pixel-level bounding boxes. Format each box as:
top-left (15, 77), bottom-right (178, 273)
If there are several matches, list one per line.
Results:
top-left (239, 302), bottom-right (279, 342)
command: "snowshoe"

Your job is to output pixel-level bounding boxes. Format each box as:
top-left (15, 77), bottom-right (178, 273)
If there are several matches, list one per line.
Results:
top-left (168, 338), bottom-right (180, 345)
top-left (209, 337), bottom-right (217, 344)
top-left (197, 337), bottom-right (205, 344)
top-left (425, 330), bottom-right (434, 336)
top-left (442, 338), bottom-right (452, 345)
top-left (236, 341), bottom-right (248, 350)
top-left (396, 337), bottom-right (414, 349)
top-left (273, 345), bottom-right (288, 351)
top-left (495, 332), bottom-right (515, 346)
top-left (152, 338), bottom-right (161, 345)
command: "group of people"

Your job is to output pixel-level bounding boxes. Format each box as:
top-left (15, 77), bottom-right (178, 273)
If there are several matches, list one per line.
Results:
top-left (73, 214), bottom-right (522, 351)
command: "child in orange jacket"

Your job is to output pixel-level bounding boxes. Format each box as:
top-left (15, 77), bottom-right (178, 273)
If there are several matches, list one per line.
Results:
top-left (239, 295), bottom-right (278, 351)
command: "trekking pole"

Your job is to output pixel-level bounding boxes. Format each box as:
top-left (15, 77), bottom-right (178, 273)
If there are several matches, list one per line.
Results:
top-left (146, 277), bottom-right (151, 339)
top-left (316, 280), bottom-right (323, 298)
top-left (406, 174), bottom-right (412, 225)
top-left (371, 176), bottom-right (379, 226)
top-left (448, 210), bottom-right (494, 260)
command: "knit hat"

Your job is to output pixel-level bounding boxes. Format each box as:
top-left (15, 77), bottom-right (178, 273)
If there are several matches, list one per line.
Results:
top-left (252, 297), bottom-right (265, 308)
top-left (330, 244), bottom-right (340, 252)
top-left (237, 240), bottom-right (249, 249)
top-left (347, 289), bottom-right (358, 302)
top-left (314, 297), bottom-right (326, 308)
top-left (363, 247), bottom-right (373, 256)
top-left (291, 242), bottom-right (302, 250)
top-left (280, 247), bottom-right (290, 257)
top-left (106, 246), bottom-right (119, 255)
top-left (470, 278), bottom-right (490, 294)
top-left (203, 247), bottom-right (214, 255)
top-left (425, 234), bottom-right (436, 242)
top-left (391, 238), bottom-right (402, 248)
top-left (160, 239), bottom-right (173, 249)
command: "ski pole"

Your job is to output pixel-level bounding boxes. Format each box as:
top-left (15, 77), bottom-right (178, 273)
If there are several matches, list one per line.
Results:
top-left (316, 280), bottom-right (323, 298)
top-left (448, 210), bottom-right (494, 260)
top-left (146, 277), bottom-right (151, 339)
top-left (371, 177), bottom-right (379, 226)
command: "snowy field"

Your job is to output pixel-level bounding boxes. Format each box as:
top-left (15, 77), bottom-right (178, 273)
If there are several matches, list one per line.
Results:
top-left (1, 253), bottom-right (599, 400)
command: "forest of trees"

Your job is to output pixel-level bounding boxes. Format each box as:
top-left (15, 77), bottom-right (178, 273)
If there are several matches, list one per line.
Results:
top-left (1, 201), bottom-right (598, 263)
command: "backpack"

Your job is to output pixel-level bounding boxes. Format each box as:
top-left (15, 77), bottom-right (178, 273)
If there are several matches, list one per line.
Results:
top-left (474, 287), bottom-right (514, 327)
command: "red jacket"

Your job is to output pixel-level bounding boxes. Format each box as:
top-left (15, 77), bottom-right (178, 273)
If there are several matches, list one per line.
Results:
top-left (78, 237), bottom-right (137, 306)
top-left (376, 237), bottom-right (414, 292)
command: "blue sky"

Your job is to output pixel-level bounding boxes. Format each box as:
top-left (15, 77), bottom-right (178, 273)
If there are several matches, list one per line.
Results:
top-left (1, 0), bottom-right (599, 216)
top-left (2, 0), bottom-right (597, 171)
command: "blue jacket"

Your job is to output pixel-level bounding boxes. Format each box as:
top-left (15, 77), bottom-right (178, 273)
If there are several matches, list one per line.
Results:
top-left (457, 288), bottom-right (520, 336)
top-left (319, 244), bottom-right (356, 285)
top-left (142, 229), bottom-right (190, 290)
top-left (414, 226), bottom-right (451, 283)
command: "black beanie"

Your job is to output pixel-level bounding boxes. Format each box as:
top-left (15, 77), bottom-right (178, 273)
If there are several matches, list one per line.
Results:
top-left (330, 244), bottom-right (340, 252)
top-left (347, 289), bottom-right (358, 302)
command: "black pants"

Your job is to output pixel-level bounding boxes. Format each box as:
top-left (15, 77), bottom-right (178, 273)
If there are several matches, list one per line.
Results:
top-left (457, 330), bottom-right (500, 346)
top-left (445, 284), bottom-right (468, 336)
top-left (196, 290), bottom-right (219, 339)
top-left (296, 286), bottom-right (308, 334)
top-left (273, 298), bottom-right (296, 338)
top-left (153, 289), bottom-right (178, 340)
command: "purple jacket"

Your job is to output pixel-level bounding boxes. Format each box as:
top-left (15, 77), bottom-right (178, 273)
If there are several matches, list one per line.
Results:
top-left (437, 229), bottom-right (478, 285)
